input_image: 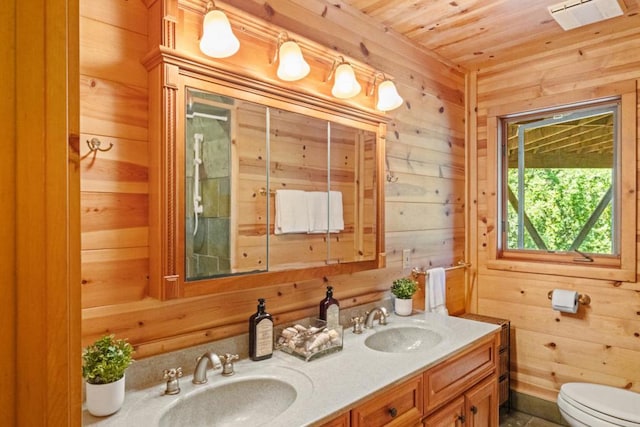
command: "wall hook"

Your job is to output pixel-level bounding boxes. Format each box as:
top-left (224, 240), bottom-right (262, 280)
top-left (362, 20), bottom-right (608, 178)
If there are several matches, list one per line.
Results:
top-left (384, 155), bottom-right (398, 183)
top-left (86, 137), bottom-right (113, 153)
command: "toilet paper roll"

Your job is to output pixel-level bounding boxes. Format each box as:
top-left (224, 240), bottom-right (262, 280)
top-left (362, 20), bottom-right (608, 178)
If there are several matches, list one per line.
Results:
top-left (551, 289), bottom-right (579, 313)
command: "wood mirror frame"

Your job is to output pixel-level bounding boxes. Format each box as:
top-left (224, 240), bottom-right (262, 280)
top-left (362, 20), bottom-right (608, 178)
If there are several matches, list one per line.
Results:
top-left (143, 0), bottom-right (387, 300)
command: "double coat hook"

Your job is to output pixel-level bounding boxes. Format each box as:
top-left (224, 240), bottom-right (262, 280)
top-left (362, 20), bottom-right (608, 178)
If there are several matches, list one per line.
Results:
top-left (86, 137), bottom-right (113, 153)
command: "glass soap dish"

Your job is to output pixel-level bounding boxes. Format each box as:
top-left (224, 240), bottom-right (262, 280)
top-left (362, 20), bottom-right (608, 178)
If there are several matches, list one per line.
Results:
top-left (275, 319), bottom-right (343, 362)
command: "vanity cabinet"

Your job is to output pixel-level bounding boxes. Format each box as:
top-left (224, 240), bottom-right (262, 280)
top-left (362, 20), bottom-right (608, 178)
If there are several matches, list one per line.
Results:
top-left (317, 332), bottom-right (499, 427)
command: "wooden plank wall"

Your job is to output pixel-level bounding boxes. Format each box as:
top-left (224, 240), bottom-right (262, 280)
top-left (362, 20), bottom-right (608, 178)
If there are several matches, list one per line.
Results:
top-left (80, 0), bottom-right (150, 308)
top-left (470, 19), bottom-right (640, 402)
top-left (80, 0), bottom-right (467, 358)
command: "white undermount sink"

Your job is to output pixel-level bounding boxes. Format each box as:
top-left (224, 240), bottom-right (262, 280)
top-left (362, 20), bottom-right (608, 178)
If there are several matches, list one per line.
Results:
top-left (158, 368), bottom-right (312, 427)
top-left (364, 326), bottom-right (444, 353)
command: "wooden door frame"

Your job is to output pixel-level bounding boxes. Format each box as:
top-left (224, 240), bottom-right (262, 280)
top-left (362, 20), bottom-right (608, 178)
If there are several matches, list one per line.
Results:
top-left (1, 0), bottom-right (81, 425)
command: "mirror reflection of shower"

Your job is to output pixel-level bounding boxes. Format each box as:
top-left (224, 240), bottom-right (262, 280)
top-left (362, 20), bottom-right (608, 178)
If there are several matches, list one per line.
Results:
top-left (185, 88), bottom-right (233, 280)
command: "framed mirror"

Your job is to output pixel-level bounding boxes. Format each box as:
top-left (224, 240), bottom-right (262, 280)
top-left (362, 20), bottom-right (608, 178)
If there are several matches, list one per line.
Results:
top-left (148, 62), bottom-right (386, 300)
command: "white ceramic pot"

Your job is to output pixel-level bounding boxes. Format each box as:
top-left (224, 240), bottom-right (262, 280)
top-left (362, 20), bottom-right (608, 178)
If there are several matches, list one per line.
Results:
top-left (85, 374), bottom-right (126, 417)
top-left (394, 297), bottom-right (413, 316)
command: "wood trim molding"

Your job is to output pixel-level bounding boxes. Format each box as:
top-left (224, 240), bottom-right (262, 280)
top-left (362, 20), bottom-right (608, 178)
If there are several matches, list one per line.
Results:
top-left (0, 1), bottom-right (16, 424)
top-left (142, 47), bottom-right (389, 124)
top-left (13, 0), bottom-right (81, 424)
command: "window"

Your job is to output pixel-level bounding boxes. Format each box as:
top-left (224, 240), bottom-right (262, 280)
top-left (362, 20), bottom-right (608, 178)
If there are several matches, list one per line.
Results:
top-left (500, 100), bottom-right (617, 256)
top-left (487, 89), bottom-right (636, 281)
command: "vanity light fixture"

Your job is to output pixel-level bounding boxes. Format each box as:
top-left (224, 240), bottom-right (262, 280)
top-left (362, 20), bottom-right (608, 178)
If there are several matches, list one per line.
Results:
top-left (274, 33), bottom-right (310, 82)
top-left (328, 57), bottom-right (361, 99)
top-left (369, 73), bottom-right (404, 112)
top-left (199, 1), bottom-right (240, 59)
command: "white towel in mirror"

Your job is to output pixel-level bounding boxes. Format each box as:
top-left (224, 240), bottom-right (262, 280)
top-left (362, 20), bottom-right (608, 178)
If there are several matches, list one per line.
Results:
top-left (275, 190), bottom-right (309, 234)
top-left (307, 191), bottom-right (344, 233)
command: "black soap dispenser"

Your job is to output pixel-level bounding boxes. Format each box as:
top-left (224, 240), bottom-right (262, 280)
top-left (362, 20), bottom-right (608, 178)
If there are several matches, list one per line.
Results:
top-left (319, 286), bottom-right (340, 330)
top-left (249, 298), bottom-right (273, 361)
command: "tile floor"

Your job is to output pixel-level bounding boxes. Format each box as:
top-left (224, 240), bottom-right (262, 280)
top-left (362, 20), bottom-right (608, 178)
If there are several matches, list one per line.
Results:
top-left (500, 410), bottom-right (564, 427)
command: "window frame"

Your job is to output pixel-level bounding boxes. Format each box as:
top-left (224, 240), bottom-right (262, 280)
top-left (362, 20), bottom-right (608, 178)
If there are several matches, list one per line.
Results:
top-left (485, 84), bottom-right (636, 282)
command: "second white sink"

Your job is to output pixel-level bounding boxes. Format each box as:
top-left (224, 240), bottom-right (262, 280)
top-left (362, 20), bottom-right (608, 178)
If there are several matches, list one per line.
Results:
top-left (364, 326), bottom-right (443, 353)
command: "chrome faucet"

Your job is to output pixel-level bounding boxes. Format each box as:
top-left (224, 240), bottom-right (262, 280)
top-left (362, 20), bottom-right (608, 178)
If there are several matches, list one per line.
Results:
top-left (365, 306), bottom-right (389, 328)
top-left (192, 352), bottom-right (222, 384)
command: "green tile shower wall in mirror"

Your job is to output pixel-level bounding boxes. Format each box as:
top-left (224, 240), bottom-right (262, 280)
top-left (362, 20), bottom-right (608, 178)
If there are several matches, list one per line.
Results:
top-left (185, 89), bottom-right (268, 280)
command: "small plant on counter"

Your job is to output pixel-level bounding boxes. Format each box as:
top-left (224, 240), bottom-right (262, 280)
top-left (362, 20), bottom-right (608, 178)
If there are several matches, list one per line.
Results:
top-left (391, 277), bottom-right (419, 300)
top-left (82, 334), bottom-right (134, 385)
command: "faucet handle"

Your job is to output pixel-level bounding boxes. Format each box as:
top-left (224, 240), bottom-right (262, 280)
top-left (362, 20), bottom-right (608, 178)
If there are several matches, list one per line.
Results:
top-left (378, 307), bottom-right (389, 325)
top-left (220, 353), bottom-right (239, 376)
top-left (351, 314), bottom-right (365, 334)
top-left (163, 367), bottom-right (183, 395)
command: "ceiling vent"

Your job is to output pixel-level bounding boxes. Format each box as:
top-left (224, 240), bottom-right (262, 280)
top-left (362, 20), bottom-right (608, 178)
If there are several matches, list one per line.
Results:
top-left (548, 0), bottom-right (625, 30)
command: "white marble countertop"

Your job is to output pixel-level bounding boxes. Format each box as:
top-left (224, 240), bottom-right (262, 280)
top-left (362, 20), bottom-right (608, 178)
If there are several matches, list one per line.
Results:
top-left (83, 312), bottom-right (499, 426)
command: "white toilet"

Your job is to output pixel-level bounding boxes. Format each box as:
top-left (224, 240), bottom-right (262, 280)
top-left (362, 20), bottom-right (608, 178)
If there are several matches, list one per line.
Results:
top-left (557, 382), bottom-right (640, 426)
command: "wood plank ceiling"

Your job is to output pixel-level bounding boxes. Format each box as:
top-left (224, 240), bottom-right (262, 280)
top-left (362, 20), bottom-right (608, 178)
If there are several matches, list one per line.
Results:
top-left (339, 0), bottom-right (640, 69)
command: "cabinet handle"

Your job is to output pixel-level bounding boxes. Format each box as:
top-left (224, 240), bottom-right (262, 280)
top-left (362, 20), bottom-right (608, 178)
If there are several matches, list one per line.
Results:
top-left (388, 407), bottom-right (398, 418)
top-left (457, 414), bottom-right (466, 424)
top-left (470, 405), bottom-right (478, 414)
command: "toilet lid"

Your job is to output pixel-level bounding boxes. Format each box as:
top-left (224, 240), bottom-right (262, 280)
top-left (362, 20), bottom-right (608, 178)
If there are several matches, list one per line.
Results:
top-left (560, 383), bottom-right (640, 425)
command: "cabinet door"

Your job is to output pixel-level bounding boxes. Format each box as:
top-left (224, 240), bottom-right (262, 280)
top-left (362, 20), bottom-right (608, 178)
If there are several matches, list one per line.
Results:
top-left (465, 376), bottom-right (499, 427)
top-left (424, 396), bottom-right (465, 427)
top-left (351, 375), bottom-right (423, 427)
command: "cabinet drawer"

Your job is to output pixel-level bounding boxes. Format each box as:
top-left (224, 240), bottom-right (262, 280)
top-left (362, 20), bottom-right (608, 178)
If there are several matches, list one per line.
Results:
top-left (351, 375), bottom-right (423, 427)
top-left (424, 333), bottom-right (497, 413)
top-left (318, 411), bottom-right (350, 427)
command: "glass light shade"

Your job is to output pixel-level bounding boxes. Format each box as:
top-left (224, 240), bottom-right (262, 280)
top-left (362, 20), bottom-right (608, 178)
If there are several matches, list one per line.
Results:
top-left (276, 41), bottom-right (310, 81)
top-left (199, 10), bottom-right (240, 58)
top-left (331, 63), bottom-right (361, 99)
top-left (376, 80), bottom-right (404, 111)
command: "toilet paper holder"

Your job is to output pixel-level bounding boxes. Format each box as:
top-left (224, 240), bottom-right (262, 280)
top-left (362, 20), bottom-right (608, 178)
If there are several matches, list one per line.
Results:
top-left (547, 290), bottom-right (591, 306)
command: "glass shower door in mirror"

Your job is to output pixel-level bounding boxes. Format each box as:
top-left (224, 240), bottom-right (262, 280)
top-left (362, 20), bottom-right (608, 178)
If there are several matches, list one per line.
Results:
top-left (268, 108), bottom-right (329, 271)
top-left (185, 88), bottom-right (268, 280)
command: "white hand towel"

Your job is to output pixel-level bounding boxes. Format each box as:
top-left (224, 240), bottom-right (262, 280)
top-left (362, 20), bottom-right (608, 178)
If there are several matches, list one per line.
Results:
top-left (426, 267), bottom-right (448, 315)
top-left (328, 190), bottom-right (344, 232)
top-left (306, 191), bottom-right (327, 233)
top-left (306, 191), bottom-right (344, 233)
top-left (275, 190), bottom-right (309, 234)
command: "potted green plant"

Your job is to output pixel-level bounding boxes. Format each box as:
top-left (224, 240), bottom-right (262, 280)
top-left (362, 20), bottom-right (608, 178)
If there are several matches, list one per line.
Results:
top-left (82, 335), bottom-right (134, 417)
top-left (391, 277), bottom-right (419, 316)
